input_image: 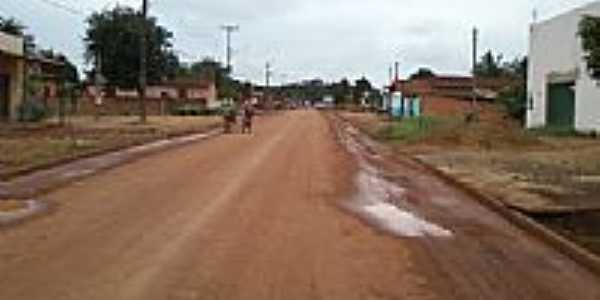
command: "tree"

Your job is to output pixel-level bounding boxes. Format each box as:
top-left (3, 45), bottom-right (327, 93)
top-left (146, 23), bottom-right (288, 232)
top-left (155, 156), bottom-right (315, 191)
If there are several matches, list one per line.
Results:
top-left (189, 58), bottom-right (224, 81)
top-left (497, 56), bottom-right (528, 123)
top-left (579, 15), bottom-right (600, 79)
top-left (58, 55), bottom-right (81, 84)
top-left (332, 78), bottom-right (351, 105)
top-left (501, 56), bottom-right (527, 81)
top-left (84, 6), bottom-right (179, 89)
top-left (353, 77), bottom-right (372, 104)
top-left (355, 77), bottom-right (372, 94)
top-left (474, 50), bottom-right (504, 78)
top-left (409, 67), bottom-right (436, 80)
top-left (176, 58), bottom-right (239, 99)
top-left (0, 16), bottom-right (25, 36)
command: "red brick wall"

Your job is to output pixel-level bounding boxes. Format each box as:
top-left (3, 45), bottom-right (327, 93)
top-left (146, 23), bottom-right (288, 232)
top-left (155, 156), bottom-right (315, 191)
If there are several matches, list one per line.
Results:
top-left (76, 96), bottom-right (176, 116)
top-left (420, 95), bottom-right (506, 123)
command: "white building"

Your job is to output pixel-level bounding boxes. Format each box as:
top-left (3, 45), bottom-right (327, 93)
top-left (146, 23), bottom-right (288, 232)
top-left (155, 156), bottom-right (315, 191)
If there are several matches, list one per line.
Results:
top-left (528, 1), bottom-right (600, 131)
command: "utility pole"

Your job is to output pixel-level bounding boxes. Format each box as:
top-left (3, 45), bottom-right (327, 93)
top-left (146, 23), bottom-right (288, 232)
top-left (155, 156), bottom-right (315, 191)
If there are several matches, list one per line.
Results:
top-left (265, 62), bottom-right (271, 108)
top-left (221, 24), bottom-right (239, 74)
top-left (394, 61), bottom-right (399, 83)
top-left (95, 52), bottom-right (103, 121)
top-left (139, 0), bottom-right (148, 123)
top-left (472, 27), bottom-right (478, 111)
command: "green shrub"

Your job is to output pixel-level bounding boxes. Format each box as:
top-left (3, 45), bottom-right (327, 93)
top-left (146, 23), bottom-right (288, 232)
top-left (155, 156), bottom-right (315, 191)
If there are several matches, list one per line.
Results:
top-left (377, 117), bottom-right (457, 142)
top-left (171, 104), bottom-right (211, 116)
top-left (18, 99), bottom-right (50, 122)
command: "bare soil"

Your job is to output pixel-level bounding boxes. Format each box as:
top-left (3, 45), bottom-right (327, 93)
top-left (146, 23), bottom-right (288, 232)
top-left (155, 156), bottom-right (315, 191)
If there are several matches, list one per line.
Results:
top-left (0, 111), bottom-right (433, 300)
top-left (0, 110), bottom-right (599, 299)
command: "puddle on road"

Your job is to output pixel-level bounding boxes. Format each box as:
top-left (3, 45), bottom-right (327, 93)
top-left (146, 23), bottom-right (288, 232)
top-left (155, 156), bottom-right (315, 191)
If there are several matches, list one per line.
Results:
top-left (0, 199), bottom-right (48, 225)
top-left (339, 122), bottom-right (453, 238)
top-left (62, 169), bottom-right (95, 179)
top-left (361, 202), bottom-right (452, 237)
top-left (351, 170), bottom-right (452, 238)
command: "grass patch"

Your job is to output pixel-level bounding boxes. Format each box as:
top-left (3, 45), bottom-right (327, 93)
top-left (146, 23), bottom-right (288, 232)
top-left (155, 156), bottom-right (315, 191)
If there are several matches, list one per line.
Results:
top-left (375, 116), bottom-right (542, 150)
top-left (0, 200), bottom-right (28, 212)
top-left (0, 116), bottom-right (221, 179)
top-left (376, 117), bottom-right (461, 143)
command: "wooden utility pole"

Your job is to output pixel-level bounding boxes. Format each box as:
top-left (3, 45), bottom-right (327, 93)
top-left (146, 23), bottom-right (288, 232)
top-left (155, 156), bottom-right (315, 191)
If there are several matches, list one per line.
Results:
top-left (221, 25), bottom-right (239, 74)
top-left (472, 27), bottom-right (478, 111)
top-left (139, 0), bottom-right (148, 123)
top-left (95, 52), bottom-right (103, 121)
top-left (265, 62), bottom-right (271, 107)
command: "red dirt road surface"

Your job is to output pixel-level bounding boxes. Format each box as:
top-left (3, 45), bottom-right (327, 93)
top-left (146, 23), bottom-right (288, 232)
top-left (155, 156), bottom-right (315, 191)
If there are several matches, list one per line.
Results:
top-left (0, 110), bottom-right (599, 300)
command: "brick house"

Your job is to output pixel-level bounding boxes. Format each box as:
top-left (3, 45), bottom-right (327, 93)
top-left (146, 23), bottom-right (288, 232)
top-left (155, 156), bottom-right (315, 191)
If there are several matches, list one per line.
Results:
top-left (396, 75), bottom-right (514, 100)
top-left (26, 52), bottom-right (66, 111)
top-left (83, 78), bottom-right (218, 115)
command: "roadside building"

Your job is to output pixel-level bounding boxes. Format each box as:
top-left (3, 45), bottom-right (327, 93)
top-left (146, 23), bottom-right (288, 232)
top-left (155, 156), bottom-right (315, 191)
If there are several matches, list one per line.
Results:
top-left (528, 1), bottom-right (600, 131)
top-left (26, 52), bottom-right (66, 111)
top-left (0, 31), bottom-right (25, 121)
top-left (393, 75), bottom-right (513, 118)
top-left (83, 78), bottom-right (218, 115)
top-left (396, 75), bottom-right (512, 100)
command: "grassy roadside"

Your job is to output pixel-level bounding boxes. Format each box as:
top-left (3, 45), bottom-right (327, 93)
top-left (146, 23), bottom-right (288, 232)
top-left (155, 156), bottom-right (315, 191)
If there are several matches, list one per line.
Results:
top-left (339, 111), bottom-right (600, 257)
top-left (0, 199), bottom-right (28, 213)
top-left (0, 116), bottom-right (221, 180)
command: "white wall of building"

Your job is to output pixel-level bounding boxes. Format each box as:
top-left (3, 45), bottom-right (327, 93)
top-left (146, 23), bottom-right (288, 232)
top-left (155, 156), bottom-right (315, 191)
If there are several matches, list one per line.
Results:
top-left (0, 32), bottom-right (25, 120)
top-left (528, 2), bottom-right (600, 131)
top-left (0, 32), bottom-right (23, 57)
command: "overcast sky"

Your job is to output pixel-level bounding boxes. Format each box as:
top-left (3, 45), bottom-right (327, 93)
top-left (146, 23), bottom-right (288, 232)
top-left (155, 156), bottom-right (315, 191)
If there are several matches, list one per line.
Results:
top-left (0, 0), bottom-right (596, 86)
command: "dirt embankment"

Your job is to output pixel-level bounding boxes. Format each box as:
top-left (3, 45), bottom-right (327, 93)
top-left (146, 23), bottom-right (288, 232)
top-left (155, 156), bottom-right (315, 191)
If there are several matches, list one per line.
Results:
top-left (340, 110), bottom-right (600, 258)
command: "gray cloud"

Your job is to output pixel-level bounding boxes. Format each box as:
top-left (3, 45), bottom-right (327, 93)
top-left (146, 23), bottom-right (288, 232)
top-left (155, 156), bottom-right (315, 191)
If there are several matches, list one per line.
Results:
top-left (0, 0), bottom-right (595, 86)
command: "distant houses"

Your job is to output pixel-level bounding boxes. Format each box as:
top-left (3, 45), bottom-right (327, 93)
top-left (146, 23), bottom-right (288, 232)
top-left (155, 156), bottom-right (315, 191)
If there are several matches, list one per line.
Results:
top-left (26, 51), bottom-right (68, 111)
top-left (83, 78), bottom-right (218, 115)
top-left (0, 31), bottom-right (25, 121)
top-left (528, 1), bottom-right (600, 132)
top-left (2, 21), bottom-right (222, 120)
top-left (396, 75), bottom-right (513, 101)
top-left (389, 75), bottom-right (513, 119)
top-left (1, 29), bottom-right (75, 121)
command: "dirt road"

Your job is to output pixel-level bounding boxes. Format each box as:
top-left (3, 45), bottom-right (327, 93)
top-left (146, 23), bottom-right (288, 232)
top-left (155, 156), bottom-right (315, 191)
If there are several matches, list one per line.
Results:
top-left (0, 110), bottom-right (599, 300)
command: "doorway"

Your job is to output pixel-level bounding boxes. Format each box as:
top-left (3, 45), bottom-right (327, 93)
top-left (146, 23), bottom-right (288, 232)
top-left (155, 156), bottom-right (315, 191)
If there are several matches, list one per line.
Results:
top-left (0, 74), bottom-right (10, 120)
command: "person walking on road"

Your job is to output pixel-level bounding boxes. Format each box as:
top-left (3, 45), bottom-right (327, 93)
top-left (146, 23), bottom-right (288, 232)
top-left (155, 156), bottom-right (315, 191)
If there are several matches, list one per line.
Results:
top-left (223, 105), bottom-right (237, 134)
top-left (241, 101), bottom-right (255, 134)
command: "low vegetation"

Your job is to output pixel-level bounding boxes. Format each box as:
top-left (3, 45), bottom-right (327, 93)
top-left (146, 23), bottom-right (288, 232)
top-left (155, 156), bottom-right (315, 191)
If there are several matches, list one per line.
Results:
top-left (373, 115), bottom-right (541, 151)
top-left (0, 116), bottom-right (221, 180)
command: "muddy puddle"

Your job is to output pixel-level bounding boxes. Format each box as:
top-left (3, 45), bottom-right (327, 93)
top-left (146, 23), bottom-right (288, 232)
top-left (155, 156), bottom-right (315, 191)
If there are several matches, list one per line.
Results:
top-left (0, 199), bottom-right (47, 226)
top-left (338, 121), bottom-right (452, 238)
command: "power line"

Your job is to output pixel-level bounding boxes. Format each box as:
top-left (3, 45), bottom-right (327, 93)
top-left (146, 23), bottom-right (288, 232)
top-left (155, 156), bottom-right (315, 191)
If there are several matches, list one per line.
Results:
top-left (34, 0), bottom-right (86, 16)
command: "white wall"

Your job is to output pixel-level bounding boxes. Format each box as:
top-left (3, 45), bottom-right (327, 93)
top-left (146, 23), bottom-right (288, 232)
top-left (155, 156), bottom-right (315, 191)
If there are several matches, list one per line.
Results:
top-left (0, 32), bottom-right (23, 57)
top-left (576, 67), bottom-right (600, 131)
top-left (528, 1), bottom-right (600, 131)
